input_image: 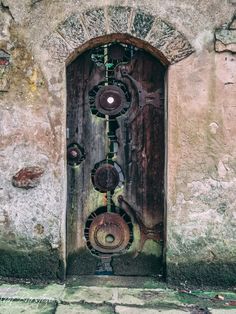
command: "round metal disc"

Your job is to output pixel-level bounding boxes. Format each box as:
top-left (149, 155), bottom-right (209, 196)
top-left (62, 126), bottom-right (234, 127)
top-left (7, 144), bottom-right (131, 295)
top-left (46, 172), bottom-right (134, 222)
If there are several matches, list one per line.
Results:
top-left (95, 85), bottom-right (126, 116)
top-left (67, 144), bottom-right (84, 166)
top-left (88, 212), bottom-right (130, 254)
top-left (93, 164), bottom-right (120, 192)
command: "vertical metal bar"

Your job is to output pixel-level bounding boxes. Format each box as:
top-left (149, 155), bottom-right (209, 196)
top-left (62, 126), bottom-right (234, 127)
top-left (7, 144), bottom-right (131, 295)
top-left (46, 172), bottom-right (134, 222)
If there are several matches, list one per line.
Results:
top-left (104, 45), bottom-right (112, 213)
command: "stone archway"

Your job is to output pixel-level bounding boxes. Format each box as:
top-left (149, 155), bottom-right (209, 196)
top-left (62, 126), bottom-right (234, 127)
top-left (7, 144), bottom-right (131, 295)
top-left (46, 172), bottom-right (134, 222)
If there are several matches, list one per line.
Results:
top-left (42, 6), bottom-right (194, 65)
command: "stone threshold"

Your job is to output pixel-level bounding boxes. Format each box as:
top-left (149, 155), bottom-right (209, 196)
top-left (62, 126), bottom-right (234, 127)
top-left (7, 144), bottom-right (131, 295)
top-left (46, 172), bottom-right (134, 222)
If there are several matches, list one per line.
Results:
top-left (0, 278), bottom-right (235, 313)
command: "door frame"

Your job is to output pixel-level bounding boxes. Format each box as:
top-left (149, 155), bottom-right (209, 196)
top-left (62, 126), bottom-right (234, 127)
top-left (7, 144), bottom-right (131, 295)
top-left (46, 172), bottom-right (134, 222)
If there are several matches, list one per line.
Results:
top-left (65, 35), bottom-right (169, 277)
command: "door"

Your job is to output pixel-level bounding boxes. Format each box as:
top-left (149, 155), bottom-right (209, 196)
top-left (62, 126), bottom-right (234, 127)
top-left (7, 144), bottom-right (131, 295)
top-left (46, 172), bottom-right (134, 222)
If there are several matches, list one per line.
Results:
top-left (66, 42), bottom-right (165, 276)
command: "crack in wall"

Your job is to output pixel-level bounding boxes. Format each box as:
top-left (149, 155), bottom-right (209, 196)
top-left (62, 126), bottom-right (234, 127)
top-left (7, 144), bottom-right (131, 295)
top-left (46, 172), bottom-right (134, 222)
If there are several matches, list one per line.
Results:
top-left (0, 1), bottom-right (14, 20)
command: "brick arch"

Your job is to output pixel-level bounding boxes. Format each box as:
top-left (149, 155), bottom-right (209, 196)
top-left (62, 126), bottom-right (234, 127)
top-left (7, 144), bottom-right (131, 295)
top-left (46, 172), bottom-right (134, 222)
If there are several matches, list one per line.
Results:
top-left (42, 6), bottom-right (194, 64)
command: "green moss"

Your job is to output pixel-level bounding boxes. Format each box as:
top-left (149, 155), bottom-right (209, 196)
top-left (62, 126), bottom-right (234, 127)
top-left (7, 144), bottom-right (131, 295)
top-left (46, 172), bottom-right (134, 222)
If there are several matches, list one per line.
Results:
top-left (142, 240), bottom-right (162, 257)
top-left (0, 247), bottom-right (64, 280)
top-left (176, 290), bottom-right (236, 309)
top-left (167, 261), bottom-right (236, 288)
top-left (143, 278), bottom-right (167, 289)
top-left (191, 290), bottom-right (236, 300)
top-left (176, 292), bottom-right (216, 309)
top-left (74, 303), bottom-right (114, 313)
top-left (112, 252), bottom-right (163, 276)
top-left (0, 301), bottom-right (56, 314)
top-left (66, 249), bottom-right (99, 275)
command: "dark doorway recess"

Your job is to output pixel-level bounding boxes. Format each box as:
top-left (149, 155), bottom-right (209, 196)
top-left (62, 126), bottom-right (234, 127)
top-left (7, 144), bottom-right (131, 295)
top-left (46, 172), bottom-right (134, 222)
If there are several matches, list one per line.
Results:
top-left (66, 41), bottom-right (166, 277)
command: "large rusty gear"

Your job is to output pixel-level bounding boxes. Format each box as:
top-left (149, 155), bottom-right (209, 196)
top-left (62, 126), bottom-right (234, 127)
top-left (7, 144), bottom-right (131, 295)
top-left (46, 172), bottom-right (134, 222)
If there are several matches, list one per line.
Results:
top-left (88, 212), bottom-right (131, 254)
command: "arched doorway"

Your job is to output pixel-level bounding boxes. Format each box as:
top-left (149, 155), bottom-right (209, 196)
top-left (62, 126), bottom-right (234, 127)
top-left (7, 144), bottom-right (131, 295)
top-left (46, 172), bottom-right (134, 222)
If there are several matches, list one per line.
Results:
top-left (66, 39), bottom-right (166, 276)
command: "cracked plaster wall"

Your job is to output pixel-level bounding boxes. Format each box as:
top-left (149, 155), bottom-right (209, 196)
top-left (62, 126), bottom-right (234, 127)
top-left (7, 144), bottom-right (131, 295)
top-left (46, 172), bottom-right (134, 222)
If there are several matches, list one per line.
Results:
top-left (167, 48), bottom-right (236, 285)
top-left (0, 0), bottom-right (235, 283)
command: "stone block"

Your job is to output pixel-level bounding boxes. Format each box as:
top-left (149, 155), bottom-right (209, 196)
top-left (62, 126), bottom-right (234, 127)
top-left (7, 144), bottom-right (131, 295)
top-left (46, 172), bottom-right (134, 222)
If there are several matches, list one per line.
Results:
top-left (215, 29), bottom-right (236, 52)
top-left (0, 50), bottom-right (10, 91)
top-left (148, 19), bottom-right (175, 47)
top-left (215, 41), bottom-right (236, 53)
top-left (108, 6), bottom-right (132, 34)
top-left (148, 19), bottom-right (193, 63)
top-left (0, 11), bottom-right (11, 42)
top-left (62, 286), bottom-right (181, 307)
top-left (116, 288), bottom-right (179, 307)
top-left (56, 304), bottom-right (113, 314)
top-left (131, 10), bottom-right (155, 39)
top-left (0, 301), bottom-right (56, 314)
top-left (83, 9), bottom-right (106, 39)
top-left (0, 283), bottom-right (64, 300)
top-left (164, 34), bottom-right (194, 63)
top-left (229, 18), bottom-right (236, 29)
top-left (42, 32), bottom-right (73, 62)
top-left (57, 14), bottom-right (87, 48)
top-left (62, 286), bottom-right (113, 304)
top-left (215, 29), bottom-right (236, 45)
top-left (0, 75), bottom-right (10, 91)
top-left (115, 307), bottom-right (187, 314)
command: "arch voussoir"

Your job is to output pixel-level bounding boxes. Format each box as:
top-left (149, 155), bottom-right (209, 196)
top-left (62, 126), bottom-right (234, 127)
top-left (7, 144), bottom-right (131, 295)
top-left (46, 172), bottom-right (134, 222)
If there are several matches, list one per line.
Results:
top-left (147, 18), bottom-right (194, 63)
top-left (57, 13), bottom-right (87, 49)
top-left (42, 32), bottom-right (73, 62)
top-left (107, 6), bottom-right (133, 34)
top-left (130, 9), bottom-right (155, 39)
top-left (82, 8), bottom-right (107, 39)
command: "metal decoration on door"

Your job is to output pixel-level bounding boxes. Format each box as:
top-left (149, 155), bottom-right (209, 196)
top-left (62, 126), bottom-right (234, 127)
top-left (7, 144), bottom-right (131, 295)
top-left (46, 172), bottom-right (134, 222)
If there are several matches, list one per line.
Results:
top-left (66, 42), bottom-right (165, 276)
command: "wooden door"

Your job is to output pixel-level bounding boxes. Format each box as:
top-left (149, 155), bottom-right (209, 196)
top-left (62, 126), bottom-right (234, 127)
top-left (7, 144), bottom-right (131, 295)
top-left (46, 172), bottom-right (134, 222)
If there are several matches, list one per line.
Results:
top-left (66, 43), bottom-right (165, 276)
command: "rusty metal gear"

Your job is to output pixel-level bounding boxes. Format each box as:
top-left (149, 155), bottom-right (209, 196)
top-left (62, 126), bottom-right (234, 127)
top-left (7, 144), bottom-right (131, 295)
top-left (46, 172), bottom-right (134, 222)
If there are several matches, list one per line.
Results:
top-left (93, 163), bottom-right (120, 192)
top-left (89, 80), bottom-right (131, 118)
top-left (88, 212), bottom-right (131, 254)
top-left (95, 85), bottom-right (126, 116)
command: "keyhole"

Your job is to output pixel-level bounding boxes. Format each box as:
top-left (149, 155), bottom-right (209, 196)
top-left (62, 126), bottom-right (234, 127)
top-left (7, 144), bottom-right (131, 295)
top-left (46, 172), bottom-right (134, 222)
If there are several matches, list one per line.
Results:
top-left (106, 234), bottom-right (115, 243)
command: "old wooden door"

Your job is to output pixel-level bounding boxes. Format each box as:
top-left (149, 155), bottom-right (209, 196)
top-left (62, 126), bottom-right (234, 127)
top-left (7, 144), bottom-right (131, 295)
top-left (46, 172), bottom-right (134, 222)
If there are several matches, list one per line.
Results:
top-left (66, 43), bottom-right (165, 276)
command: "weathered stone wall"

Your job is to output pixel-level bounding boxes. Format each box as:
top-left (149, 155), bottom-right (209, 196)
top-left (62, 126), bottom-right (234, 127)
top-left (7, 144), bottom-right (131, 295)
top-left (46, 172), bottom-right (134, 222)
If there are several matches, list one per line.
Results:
top-left (168, 50), bottom-right (236, 286)
top-left (0, 0), bottom-right (235, 284)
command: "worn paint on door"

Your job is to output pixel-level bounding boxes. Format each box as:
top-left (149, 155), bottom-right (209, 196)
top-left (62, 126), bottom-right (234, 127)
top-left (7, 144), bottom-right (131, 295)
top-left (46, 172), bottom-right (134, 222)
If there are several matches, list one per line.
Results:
top-left (66, 43), bottom-right (165, 276)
